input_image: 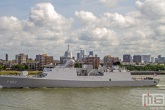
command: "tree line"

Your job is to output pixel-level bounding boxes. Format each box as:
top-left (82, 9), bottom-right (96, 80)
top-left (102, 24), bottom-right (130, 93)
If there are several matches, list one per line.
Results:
top-left (0, 65), bottom-right (6, 70)
top-left (0, 64), bottom-right (28, 71)
top-left (1, 63), bottom-right (165, 71)
top-left (122, 64), bottom-right (165, 71)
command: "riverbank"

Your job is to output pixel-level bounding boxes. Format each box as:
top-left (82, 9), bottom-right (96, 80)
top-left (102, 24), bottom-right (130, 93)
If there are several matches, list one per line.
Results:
top-left (0, 70), bottom-right (42, 75)
top-left (131, 71), bottom-right (165, 75)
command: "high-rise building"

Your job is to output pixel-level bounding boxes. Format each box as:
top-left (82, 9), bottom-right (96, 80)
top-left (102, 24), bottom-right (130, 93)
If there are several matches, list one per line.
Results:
top-left (155, 55), bottom-right (165, 63)
top-left (80, 49), bottom-right (85, 60)
top-left (151, 57), bottom-right (155, 63)
top-left (77, 53), bottom-right (80, 60)
top-left (6, 53), bottom-right (8, 61)
top-left (89, 51), bottom-right (93, 57)
top-left (15, 53), bottom-right (28, 64)
top-left (84, 56), bottom-right (100, 69)
top-left (104, 55), bottom-right (120, 67)
top-left (133, 55), bottom-right (143, 63)
top-left (64, 44), bottom-right (72, 59)
top-left (27, 61), bottom-right (40, 70)
top-left (35, 54), bottom-right (54, 67)
top-left (142, 55), bottom-right (151, 63)
top-left (60, 44), bottom-right (73, 64)
top-left (123, 54), bottom-right (132, 62)
top-left (76, 49), bottom-right (85, 61)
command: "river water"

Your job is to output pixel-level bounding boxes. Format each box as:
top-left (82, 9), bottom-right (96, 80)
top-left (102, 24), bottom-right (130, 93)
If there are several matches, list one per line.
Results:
top-left (0, 75), bottom-right (165, 110)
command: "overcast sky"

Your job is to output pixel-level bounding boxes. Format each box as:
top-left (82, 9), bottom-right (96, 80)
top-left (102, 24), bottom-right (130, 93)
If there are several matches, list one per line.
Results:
top-left (0, 0), bottom-right (165, 60)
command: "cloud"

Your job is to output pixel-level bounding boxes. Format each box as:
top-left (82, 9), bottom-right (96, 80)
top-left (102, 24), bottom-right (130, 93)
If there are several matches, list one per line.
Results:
top-left (0, 2), bottom-right (72, 58)
top-left (156, 25), bottom-right (165, 36)
top-left (79, 27), bottom-right (119, 45)
top-left (135, 0), bottom-right (165, 47)
top-left (0, 16), bottom-right (22, 31)
top-left (74, 11), bottom-right (121, 50)
top-left (136, 0), bottom-right (165, 20)
top-left (1, 0), bottom-right (165, 59)
top-left (75, 11), bottom-right (97, 25)
top-left (99, 0), bottom-right (119, 7)
top-left (75, 10), bottom-right (138, 28)
top-left (74, 0), bottom-right (165, 57)
top-left (99, 12), bottom-right (138, 28)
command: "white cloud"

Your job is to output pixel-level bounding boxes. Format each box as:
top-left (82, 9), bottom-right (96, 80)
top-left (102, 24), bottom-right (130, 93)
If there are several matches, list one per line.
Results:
top-left (156, 25), bottom-right (165, 36)
top-left (0, 16), bottom-right (22, 31)
top-left (99, 0), bottom-right (119, 7)
top-left (0, 3), bottom-right (72, 58)
top-left (1, 0), bottom-right (165, 59)
top-left (74, 0), bottom-right (165, 57)
top-left (136, 0), bottom-right (165, 20)
top-left (29, 3), bottom-right (71, 32)
top-left (79, 27), bottom-right (119, 45)
top-left (99, 12), bottom-right (137, 28)
top-left (134, 0), bottom-right (165, 47)
top-left (75, 11), bottom-right (139, 28)
top-left (75, 11), bottom-right (97, 25)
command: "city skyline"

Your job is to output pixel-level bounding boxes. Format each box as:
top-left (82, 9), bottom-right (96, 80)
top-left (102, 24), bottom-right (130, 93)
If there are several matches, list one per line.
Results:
top-left (0, 0), bottom-right (165, 59)
top-left (0, 51), bottom-right (163, 61)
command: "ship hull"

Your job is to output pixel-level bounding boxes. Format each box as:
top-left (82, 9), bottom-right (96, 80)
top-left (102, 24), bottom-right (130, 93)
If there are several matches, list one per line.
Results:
top-left (0, 76), bottom-right (159, 88)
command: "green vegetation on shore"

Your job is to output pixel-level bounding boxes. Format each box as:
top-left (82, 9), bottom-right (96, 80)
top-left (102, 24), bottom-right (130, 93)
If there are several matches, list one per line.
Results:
top-left (0, 65), bottom-right (6, 70)
top-left (0, 63), bottom-right (42, 75)
top-left (122, 64), bottom-right (165, 71)
top-left (0, 70), bottom-right (41, 75)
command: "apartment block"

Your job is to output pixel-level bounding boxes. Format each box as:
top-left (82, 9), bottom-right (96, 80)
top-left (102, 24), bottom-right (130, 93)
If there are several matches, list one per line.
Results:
top-left (123, 54), bottom-right (132, 62)
top-left (15, 53), bottom-right (28, 64)
top-left (84, 57), bottom-right (100, 69)
top-left (133, 55), bottom-right (143, 63)
top-left (104, 55), bottom-right (120, 67)
top-left (155, 55), bottom-right (165, 63)
top-left (35, 54), bottom-right (54, 67)
top-left (142, 55), bottom-right (151, 63)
